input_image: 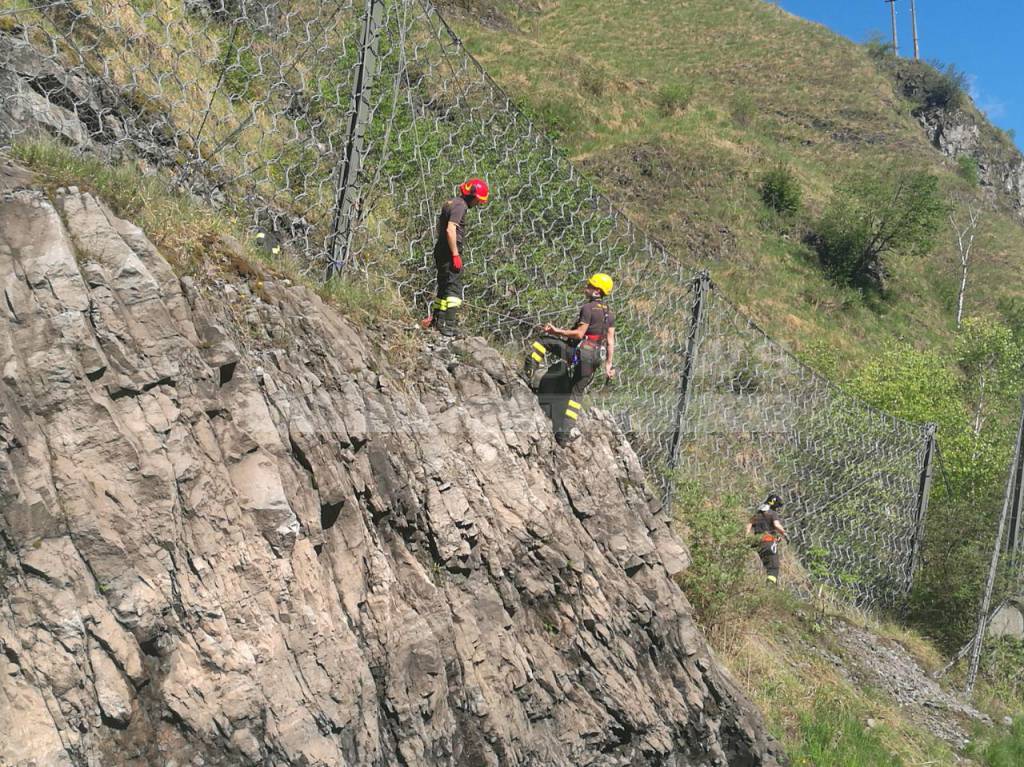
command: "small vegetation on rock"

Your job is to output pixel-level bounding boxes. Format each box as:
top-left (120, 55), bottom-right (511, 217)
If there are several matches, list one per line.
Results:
top-left (957, 155), bottom-right (981, 186)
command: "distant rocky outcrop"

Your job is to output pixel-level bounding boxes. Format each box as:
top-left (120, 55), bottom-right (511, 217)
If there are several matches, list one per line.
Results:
top-left (916, 105), bottom-right (1024, 216)
top-left (0, 31), bottom-right (176, 165)
top-left (0, 164), bottom-right (782, 766)
top-left (898, 68), bottom-right (1024, 219)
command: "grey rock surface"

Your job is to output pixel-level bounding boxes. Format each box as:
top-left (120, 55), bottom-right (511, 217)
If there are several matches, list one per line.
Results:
top-left (916, 106), bottom-right (1024, 218)
top-left (830, 621), bottom-right (989, 750)
top-left (988, 599), bottom-right (1024, 640)
top-left (0, 172), bottom-right (782, 765)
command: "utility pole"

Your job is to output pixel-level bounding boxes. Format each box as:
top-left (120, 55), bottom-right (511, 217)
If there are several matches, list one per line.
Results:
top-left (885, 0), bottom-right (899, 57)
top-left (910, 0), bottom-right (920, 60)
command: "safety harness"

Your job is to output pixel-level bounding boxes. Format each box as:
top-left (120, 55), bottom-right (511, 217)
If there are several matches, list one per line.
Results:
top-left (572, 301), bottom-right (611, 367)
top-left (579, 301), bottom-right (610, 346)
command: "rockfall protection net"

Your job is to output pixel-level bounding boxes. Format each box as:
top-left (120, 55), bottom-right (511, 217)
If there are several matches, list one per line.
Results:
top-left (0, 0), bottom-right (933, 607)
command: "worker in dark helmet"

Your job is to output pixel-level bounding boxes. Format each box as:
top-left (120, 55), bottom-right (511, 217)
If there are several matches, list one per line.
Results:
top-left (746, 493), bottom-right (787, 584)
top-left (524, 273), bottom-right (616, 446)
top-left (421, 178), bottom-right (489, 337)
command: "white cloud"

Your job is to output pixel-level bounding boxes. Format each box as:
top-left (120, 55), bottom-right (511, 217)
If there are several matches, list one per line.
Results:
top-left (965, 74), bottom-right (1006, 120)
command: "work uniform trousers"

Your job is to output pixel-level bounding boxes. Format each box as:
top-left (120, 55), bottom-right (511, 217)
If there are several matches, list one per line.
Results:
top-left (758, 540), bottom-right (780, 580)
top-left (433, 255), bottom-right (463, 314)
top-left (559, 342), bottom-right (601, 438)
top-left (527, 337), bottom-right (602, 440)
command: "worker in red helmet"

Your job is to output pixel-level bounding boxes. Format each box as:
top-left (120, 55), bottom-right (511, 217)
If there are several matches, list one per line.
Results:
top-left (422, 178), bottom-right (489, 337)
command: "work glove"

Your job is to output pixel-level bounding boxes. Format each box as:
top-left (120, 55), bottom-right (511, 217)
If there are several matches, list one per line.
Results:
top-left (451, 254), bottom-right (463, 272)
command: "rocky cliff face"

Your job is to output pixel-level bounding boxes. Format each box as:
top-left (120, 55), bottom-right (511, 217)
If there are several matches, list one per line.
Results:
top-left (915, 105), bottom-right (1024, 218)
top-left (0, 164), bottom-right (781, 766)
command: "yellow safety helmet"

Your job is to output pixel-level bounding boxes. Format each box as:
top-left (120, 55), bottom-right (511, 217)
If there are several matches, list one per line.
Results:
top-left (587, 272), bottom-right (614, 296)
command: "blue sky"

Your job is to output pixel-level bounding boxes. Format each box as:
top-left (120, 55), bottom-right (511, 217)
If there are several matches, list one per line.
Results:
top-left (776, 1), bottom-right (1022, 150)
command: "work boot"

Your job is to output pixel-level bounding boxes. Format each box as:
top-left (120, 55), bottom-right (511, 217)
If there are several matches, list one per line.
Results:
top-left (439, 306), bottom-right (459, 338)
top-left (431, 309), bottom-right (446, 335)
top-left (555, 427), bottom-right (580, 447)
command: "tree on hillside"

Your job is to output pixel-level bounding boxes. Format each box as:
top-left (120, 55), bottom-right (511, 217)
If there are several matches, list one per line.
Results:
top-left (948, 196), bottom-right (982, 329)
top-left (957, 317), bottom-right (1024, 454)
top-left (814, 169), bottom-right (948, 291)
top-left (845, 340), bottom-right (1017, 648)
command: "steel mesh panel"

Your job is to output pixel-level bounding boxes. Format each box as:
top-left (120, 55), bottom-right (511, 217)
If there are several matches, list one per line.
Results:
top-left (0, 0), bottom-right (932, 608)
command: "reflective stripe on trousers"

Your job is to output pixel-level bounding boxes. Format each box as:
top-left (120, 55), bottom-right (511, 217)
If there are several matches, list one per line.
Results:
top-left (564, 399), bottom-right (582, 421)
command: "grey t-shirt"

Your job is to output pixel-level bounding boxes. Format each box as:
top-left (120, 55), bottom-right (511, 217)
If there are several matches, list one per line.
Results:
top-left (433, 197), bottom-right (468, 261)
top-left (750, 508), bottom-right (780, 536)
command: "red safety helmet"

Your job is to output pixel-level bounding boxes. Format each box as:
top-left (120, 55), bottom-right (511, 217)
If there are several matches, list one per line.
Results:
top-left (459, 178), bottom-right (489, 204)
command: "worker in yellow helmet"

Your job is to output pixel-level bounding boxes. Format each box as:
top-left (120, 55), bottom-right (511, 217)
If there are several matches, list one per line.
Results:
top-left (524, 273), bottom-right (616, 446)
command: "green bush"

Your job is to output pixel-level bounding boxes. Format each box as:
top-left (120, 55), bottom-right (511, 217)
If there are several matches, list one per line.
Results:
top-left (674, 480), bottom-right (756, 626)
top-left (957, 155), bottom-right (980, 186)
top-left (759, 164), bottom-right (802, 217)
top-left (654, 82), bottom-right (694, 117)
top-left (814, 168), bottom-right (947, 290)
top-left (578, 64), bottom-right (608, 97)
top-left (730, 92), bottom-right (756, 129)
top-left (979, 638), bottom-right (1024, 712)
top-left (899, 59), bottom-right (968, 111)
top-left (864, 33), bottom-right (895, 63)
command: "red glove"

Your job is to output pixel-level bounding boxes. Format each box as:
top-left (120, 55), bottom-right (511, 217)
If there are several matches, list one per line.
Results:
top-left (451, 254), bottom-right (463, 272)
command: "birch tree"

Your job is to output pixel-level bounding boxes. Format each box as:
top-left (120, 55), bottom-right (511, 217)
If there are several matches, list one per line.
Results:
top-left (949, 198), bottom-right (982, 329)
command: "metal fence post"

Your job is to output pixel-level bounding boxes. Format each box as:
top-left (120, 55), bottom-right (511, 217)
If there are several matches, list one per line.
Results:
top-left (328, 0), bottom-right (386, 277)
top-left (907, 423), bottom-right (937, 587)
top-left (966, 396), bottom-right (1024, 695)
top-left (1005, 404), bottom-right (1024, 572)
top-left (664, 270), bottom-right (710, 508)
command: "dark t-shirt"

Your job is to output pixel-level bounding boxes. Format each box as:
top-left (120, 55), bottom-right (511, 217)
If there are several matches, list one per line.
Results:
top-left (750, 508), bottom-right (780, 536)
top-left (433, 197), bottom-right (468, 261)
top-left (575, 299), bottom-right (614, 341)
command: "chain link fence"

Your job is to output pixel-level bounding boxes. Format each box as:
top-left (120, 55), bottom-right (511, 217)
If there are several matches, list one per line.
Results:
top-left (0, 0), bottom-right (934, 608)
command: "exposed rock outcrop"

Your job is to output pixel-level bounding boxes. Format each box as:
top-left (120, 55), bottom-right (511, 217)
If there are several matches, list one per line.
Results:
top-left (0, 30), bottom-right (176, 164)
top-left (915, 105), bottom-right (1024, 218)
top-left (0, 165), bottom-right (782, 765)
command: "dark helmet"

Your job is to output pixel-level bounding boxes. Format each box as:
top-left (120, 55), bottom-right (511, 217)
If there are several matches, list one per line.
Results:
top-left (765, 493), bottom-right (783, 510)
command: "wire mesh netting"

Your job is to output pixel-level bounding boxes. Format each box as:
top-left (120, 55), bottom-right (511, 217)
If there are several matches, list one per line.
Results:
top-left (0, 0), bottom-right (933, 608)
top-left (679, 284), bottom-right (932, 605)
top-left (0, 0), bottom-right (367, 251)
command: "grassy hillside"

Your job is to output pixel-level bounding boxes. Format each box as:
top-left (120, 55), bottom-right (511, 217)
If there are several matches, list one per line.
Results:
top-left (449, 0), bottom-right (1024, 371)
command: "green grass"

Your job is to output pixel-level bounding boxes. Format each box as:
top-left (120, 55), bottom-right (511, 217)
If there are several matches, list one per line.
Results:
top-left (970, 718), bottom-right (1024, 767)
top-left (4, 138), bottom-right (411, 324)
top-left (717, 585), bottom-right (966, 766)
top-left (789, 697), bottom-right (903, 767)
top-left (455, 0), bottom-right (1024, 375)
top-left (8, 138), bottom-right (238, 273)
